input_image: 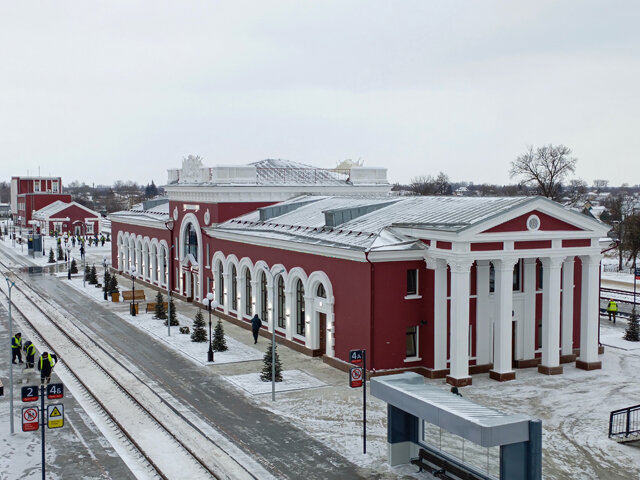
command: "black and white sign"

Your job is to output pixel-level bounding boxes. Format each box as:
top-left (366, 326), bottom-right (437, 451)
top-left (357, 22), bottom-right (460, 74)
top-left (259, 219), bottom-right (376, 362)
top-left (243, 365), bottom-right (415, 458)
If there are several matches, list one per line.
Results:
top-left (47, 383), bottom-right (64, 400)
top-left (21, 385), bottom-right (39, 402)
top-left (349, 349), bottom-right (364, 365)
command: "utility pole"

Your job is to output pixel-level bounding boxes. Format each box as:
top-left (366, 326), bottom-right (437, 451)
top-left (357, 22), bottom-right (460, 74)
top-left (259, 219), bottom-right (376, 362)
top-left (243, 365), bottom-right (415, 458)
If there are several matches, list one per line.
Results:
top-left (6, 277), bottom-right (16, 434)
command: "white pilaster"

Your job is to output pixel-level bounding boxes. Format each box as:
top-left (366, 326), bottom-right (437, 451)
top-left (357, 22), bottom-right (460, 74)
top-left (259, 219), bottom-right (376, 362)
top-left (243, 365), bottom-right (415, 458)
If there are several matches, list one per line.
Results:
top-left (540, 256), bottom-right (564, 374)
top-left (304, 295), bottom-right (314, 348)
top-left (433, 259), bottom-right (448, 371)
top-left (490, 258), bottom-right (518, 380)
top-left (475, 260), bottom-right (491, 366)
top-left (578, 254), bottom-right (603, 369)
top-left (522, 258), bottom-right (537, 361)
top-left (447, 259), bottom-right (473, 385)
top-left (561, 257), bottom-right (575, 357)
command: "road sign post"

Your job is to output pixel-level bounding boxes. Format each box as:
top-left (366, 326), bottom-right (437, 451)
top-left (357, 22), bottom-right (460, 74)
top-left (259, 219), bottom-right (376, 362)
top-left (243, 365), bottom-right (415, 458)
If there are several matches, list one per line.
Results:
top-left (349, 349), bottom-right (367, 454)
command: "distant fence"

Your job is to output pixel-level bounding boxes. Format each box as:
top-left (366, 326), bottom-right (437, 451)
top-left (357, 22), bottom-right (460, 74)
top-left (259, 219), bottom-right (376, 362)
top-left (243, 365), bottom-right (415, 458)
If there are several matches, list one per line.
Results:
top-left (603, 264), bottom-right (634, 274)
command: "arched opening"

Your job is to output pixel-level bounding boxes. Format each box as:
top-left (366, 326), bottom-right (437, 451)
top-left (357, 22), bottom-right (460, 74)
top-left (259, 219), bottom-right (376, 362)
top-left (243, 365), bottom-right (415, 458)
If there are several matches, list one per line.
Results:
top-left (260, 271), bottom-right (268, 322)
top-left (276, 274), bottom-right (285, 330)
top-left (183, 223), bottom-right (198, 261)
top-left (216, 261), bottom-right (225, 305)
top-left (231, 264), bottom-right (238, 311)
top-left (295, 278), bottom-right (305, 337)
top-left (244, 269), bottom-right (252, 317)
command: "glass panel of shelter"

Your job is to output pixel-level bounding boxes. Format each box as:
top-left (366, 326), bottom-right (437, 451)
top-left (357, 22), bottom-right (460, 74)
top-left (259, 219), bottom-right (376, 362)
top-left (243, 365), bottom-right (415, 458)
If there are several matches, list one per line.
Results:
top-left (420, 420), bottom-right (499, 479)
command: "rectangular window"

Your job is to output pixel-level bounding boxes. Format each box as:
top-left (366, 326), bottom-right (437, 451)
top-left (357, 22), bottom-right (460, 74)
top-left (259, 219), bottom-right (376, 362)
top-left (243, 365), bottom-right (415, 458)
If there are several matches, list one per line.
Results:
top-left (34, 180), bottom-right (40, 192)
top-left (512, 260), bottom-right (521, 291)
top-left (537, 261), bottom-right (543, 290)
top-left (406, 326), bottom-right (417, 358)
top-left (407, 269), bottom-right (418, 296)
top-left (52, 181), bottom-right (58, 193)
top-left (86, 223), bottom-right (94, 234)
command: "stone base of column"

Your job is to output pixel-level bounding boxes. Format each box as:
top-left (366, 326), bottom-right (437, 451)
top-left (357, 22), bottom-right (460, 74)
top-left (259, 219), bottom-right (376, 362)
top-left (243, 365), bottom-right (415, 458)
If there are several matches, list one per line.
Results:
top-left (514, 358), bottom-right (540, 368)
top-left (576, 360), bottom-right (602, 371)
top-left (489, 370), bottom-right (516, 382)
top-left (559, 354), bottom-right (577, 364)
top-left (425, 368), bottom-right (449, 379)
top-left (446, 375), bottom-right (472, 387)
top-left (469, 363), bottom-right (492, 374)
top-left (537, 365), bottom-right (563, 375)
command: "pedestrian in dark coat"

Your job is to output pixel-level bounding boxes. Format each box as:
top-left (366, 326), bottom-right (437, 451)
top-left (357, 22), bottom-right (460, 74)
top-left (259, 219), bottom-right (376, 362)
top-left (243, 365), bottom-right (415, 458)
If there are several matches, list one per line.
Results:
top-left (38, 352), bottom-right (57, 385)
top-left (11, 333), bottom-right (23, 364)
top-left (24, 340), bottom-right (36, 369)
top-left (251, 314), bottom-right (262, 344)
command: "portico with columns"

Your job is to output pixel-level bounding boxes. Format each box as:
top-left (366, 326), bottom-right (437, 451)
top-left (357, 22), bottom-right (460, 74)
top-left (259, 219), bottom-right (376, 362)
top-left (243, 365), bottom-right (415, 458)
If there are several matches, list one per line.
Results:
top-left (397, 198), bottom-right (610, 387)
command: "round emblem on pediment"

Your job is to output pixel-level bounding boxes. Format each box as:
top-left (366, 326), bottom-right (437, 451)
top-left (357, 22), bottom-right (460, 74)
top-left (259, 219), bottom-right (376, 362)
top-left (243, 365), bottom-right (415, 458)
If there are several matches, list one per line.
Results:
top-left (173, 207), bottom-right (179, 221)
top-left (526, 214), bottom-right (540, 231)
top-left (204, 209), bottom-right (211, 226)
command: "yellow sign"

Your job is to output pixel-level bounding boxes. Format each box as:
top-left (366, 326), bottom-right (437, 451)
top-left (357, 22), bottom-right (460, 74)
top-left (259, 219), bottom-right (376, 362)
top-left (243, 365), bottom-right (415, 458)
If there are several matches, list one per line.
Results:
top-left (47, 404), bottom-right (64, 429)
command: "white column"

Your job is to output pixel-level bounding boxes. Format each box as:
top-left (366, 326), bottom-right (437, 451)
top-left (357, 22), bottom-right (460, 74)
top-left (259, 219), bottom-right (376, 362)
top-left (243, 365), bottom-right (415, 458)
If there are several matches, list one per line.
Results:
top-left (433, 259), bottom-right (448, 371)
top-left (475, 260), bottom-right (491, 366)
top-left (522, 258), bottom-right (537, 362)
top-left (304, 295), bottom-right (314, 348)
top-left (540, 256), bottom-right (564, 374)
top-left (447, 259), bottom-right (473, 386)
top-left (561, 257), bottom-right (575, 358)
top-left (578, 254), bottom-right (602, 369)
top-left (490, 258), bottom-right (518, 380)
top-left (250, 279), bottom-right (259, 317)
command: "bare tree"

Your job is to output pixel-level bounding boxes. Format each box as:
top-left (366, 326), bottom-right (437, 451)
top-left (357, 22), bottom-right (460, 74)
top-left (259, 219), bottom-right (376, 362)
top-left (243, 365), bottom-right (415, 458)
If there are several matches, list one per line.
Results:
top-left (593, 179), bottom-right (609, 192)
top-left (604, 191), bottom-right (635, 269)
top-left (509, 144), bottom-right (577, 200)
top-left (409, 172), bottom-right (450, 196)
top-left (565, 179), bottom-right (588, 207)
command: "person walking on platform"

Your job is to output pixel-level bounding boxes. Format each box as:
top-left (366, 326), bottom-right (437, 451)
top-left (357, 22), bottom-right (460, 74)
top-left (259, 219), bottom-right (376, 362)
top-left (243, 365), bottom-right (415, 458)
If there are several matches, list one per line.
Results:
top-left (11, 332), bottom-right (23, 364)
top-left (607, 299), bottom-right (618, 324)
top-left (24, 340), bottom-right (36, 369)
top-left (251, 314), bottom-right (262, 344)
top-left (38, 351), bottom-right (57, 384)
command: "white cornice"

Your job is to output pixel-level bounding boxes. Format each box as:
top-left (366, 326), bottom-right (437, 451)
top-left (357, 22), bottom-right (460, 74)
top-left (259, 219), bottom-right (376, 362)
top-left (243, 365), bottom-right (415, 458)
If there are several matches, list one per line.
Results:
top-left (209, 230), bottom-right (368, 262)
top-left (366, 250), bottom-right (427, 262)
top-left (110, 217), bottom-right (168, 230)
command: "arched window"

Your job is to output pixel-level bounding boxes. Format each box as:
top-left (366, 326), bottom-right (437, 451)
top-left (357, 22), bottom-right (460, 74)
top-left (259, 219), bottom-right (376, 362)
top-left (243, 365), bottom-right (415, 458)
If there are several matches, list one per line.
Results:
top-left (295, 279), bottom-right (305, 336)
top-left (245, 269), bottom-right (252, 316)
top-left (277, 275), bottom-right (285, 328)
top-left (260, 271), bottom-right (268, 322)
top-left (217, 262), bottom-right (224, 305)
top-left (231, 265), bottom-right (238, 311)
top-left (316, 283), bottom-right (326, 298)
top-left (183, 223), bottom-right (198, 261)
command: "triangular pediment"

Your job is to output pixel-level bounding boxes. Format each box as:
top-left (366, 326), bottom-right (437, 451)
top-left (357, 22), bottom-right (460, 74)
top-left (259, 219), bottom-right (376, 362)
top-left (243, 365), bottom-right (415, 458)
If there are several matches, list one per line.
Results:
top-left (481, 209), bottom-right (584, 234)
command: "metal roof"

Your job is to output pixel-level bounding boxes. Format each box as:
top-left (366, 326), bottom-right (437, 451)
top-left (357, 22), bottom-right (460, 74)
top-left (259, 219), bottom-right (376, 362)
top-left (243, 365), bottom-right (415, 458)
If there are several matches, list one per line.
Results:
top-left (371, 373), bottom-right (533, 448)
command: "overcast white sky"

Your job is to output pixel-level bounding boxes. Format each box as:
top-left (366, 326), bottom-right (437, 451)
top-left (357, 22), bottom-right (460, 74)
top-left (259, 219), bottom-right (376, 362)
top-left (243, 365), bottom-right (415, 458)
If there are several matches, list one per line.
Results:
top-left (1, 1), bottom-right (639, 188)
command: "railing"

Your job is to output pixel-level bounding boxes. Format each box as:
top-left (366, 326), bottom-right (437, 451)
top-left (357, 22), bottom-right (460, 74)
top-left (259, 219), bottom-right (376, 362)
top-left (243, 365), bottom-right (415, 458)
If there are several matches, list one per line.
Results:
top-left (609, 404), bottom-right (640, 442)
top-left (603, 264), bottom-right (634, 274)
top-left (256, 168), bottom-right (350, 185)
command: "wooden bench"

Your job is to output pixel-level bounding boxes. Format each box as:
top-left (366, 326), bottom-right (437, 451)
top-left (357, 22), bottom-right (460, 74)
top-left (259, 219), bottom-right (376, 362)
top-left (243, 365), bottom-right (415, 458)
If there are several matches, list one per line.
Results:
top-left (122, 290), bottom-right (145, 302)
top-left (411, 448), bottom-right (483, 480)
top-left (146, 302), bottom-right (168, 314)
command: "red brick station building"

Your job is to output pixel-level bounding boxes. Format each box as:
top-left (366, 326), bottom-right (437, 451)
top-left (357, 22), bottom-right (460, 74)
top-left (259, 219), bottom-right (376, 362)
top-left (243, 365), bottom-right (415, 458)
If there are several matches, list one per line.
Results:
top-left (110, 156), bottom-right (609, 386)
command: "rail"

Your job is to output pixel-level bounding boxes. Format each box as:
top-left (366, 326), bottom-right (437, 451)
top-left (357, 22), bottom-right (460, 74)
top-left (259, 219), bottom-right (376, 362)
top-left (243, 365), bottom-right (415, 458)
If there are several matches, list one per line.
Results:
top-left (0, 260), bottom-right (257, 480)
top-left (609, 404), bottom-right (640, 443)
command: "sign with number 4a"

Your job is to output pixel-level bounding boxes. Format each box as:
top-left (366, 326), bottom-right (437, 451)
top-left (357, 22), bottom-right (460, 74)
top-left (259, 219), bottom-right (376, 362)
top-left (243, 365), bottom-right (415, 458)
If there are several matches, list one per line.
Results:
top-left (349, 366), bottom-right (364, 388)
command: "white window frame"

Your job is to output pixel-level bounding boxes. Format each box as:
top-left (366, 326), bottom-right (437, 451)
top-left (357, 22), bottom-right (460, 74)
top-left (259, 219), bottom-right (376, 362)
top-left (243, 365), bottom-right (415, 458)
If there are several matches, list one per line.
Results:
top-left (86, 222), bottom-right (94, 234)
top-left (34, 180), bottom-right (40, 192)
top-left (405, 268), bottom-right (422, 299)
top-left (404, 325), bottom-right (421, 362)
top-left (52, 181), bottom-right (58, 193)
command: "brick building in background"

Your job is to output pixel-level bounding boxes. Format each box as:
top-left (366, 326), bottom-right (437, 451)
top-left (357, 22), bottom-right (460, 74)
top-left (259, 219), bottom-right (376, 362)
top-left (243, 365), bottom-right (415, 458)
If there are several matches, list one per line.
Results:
top-left (10, 176), bottom-right (71, 228)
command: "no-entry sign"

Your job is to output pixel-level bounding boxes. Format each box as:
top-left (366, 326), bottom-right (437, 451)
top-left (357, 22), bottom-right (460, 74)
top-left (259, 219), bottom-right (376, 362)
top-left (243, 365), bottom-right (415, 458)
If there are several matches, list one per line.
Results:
top-left (350, 366), bottom-right (364, 388)
top-left (22, 407), bottom-right (39, 432)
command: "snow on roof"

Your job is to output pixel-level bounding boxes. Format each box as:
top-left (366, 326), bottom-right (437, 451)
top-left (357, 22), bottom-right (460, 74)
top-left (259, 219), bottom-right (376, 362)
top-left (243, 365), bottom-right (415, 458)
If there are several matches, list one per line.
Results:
top-left (210, 195), bottom-right (532, 252)
top-left (109, 201), bottom-right (169, 224)
top-left (32, 200), bottom-right (99, 219)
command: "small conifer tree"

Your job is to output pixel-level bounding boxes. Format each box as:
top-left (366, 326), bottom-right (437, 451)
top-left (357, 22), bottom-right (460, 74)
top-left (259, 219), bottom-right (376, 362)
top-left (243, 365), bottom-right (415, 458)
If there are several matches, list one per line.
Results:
top-left (103, 270), bottom-right (111, 295)
top-left (624, 309), bottom-right (640, 342)
top-left (109, 275), bottom-right (119, 294)
top-left (89, 265), bottom-right (98, 284)
top-left (84, 265), bottom-right (91, 282)
top-left (164, 297), bottom-right (179, 326)
top-left (57, 244), bottom-right (64, 261)
top-left (190, 309), bottom-right (207, 342)
top-left (212, 319), bottom-right (228, 352)
top-left (260, 343), bottom-right (283, 382)
top-left (70, 259), bottom-right (78, 274)
top-left (48, 248), bottom-right (55, 263)
top-left (154, 291), bottom-right (167, 319)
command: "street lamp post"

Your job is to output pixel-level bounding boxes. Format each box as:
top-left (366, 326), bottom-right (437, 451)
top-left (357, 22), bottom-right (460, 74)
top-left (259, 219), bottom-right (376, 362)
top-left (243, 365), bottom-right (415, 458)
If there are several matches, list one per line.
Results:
top-left (164, 219), bottom-right (174, 337)
top-left (66, 244), bottom-right (72, 280)
top-left (206, 293), bottom-right (219, 362)
top-left (5, 277), bottom-right (15, 434)
top-left (103, 255), bottom-right (108, 301)
top-left (130, 267), bottom-right (138, 316)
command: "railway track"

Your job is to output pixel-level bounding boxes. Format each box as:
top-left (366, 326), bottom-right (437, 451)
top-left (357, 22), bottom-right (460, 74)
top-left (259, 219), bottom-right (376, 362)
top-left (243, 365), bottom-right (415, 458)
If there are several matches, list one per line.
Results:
top-left (0, 260), bottom-right (257, 480)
